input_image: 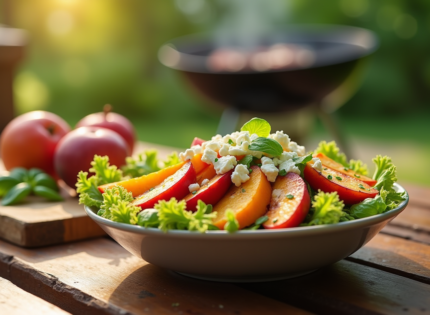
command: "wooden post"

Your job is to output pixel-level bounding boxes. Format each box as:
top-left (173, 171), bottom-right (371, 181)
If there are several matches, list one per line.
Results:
top-left (0, 26), bottom-right (26, 132)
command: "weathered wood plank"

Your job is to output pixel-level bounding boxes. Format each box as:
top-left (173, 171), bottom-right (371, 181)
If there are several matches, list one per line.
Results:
top-left (0, 277), bottom-right (70, 314)
top-left (348, 233), bottom-right (430, 284)
top-left (240, 259), bottom-right (430, 315)
top-left (0, 238), bottom-right (310, 315)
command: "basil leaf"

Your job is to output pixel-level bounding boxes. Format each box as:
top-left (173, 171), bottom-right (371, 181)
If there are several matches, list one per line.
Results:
top-left (238, 155), bottom-right (255, 168)
top-left (9, 167), bottom-right (28, 182)
top-left (33, 186), bottom-right (63, 201)
top-left (255, 215), bottom-right (269, 225)
top-left (0, 176), bottom-right (20, 197)
top-left (240, 118), bottom-right (271, 137)
top-left (248, 137), bottom-right (283, 156)
top-left (293, 153), bottom-right (313, 177)
top-left (137, 209), bottom-right (160, 228)
top-left (349, 195), bottom-right (387, 219)
top-left (1, 182), bottom-right (32, 206)
top-left (34, 173), bottom-right (59, 191)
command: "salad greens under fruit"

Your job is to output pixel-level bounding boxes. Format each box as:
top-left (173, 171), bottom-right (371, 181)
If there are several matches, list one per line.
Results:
top-left (77, 118), bottom-right (407, 233)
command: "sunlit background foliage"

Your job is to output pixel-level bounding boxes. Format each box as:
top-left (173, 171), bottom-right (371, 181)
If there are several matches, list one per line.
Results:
top-left (1, 0), bottom-right (429, 185)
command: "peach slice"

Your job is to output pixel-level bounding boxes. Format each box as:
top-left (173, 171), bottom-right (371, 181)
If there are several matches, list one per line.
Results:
top-left (314, 153), bottom-right (377, 186)
top-left (304, 163), bottom-right (378, 205)
top-left (98, 162), bottom-right (185, 197)
top-left (183, 170), bottom-right (233, 211)
top-left (196, 164), bottom-right (217, 185)
top-left (132, 161), bottom-right (196, 210)
top-left (212, 166), bottom-right (271, 230)
top-left (263, 172), bottom-right (310, 229)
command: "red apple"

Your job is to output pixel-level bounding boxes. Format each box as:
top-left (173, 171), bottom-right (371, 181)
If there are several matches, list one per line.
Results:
top-left (183, 170), bottom-right (233, 211)
top-left (76, 105), bottom-right (135, 154)
top-left (54, 127), bottom-right (128, 189)
top-left (0, 111), bottom-right (70, 176)
top-left (304, 163), bottom-right (378, 205)
top-left (263, 172), bottom-right (310, 229)
top-left (132, 161), bottom-right (196, 210)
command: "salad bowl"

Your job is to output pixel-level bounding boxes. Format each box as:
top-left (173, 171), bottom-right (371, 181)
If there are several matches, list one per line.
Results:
top-left (84, 183), bottom-right (408, 283)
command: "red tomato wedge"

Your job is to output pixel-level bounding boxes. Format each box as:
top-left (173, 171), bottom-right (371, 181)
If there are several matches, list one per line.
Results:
top-left (304, 163), bottom-right (378, 205)
top-left (314, 153), bottom-right (377, 186)
top-left (132, 161), bottom-right (196, 210)
top-left (191, 137), bottom-right (206, 147)
top-left (263, 172), bottom-right (310, 229)
top-left (183, 170), bottom-right (233, 211)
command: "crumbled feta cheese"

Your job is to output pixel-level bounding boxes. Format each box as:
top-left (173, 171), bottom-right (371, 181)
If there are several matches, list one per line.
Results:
top-left (205, 140), bottom-right (222, 152)
top-left (231, 164), bottom-right (250, 187)
top-left (269, 131), bottom-right (290, 151)
top-left (179, 149), bottom-right (195, 161)
top-left (214, 156), bottom-right (237, 174)
top-left (279, 159), bottom-right (300, 175)
top-left (188, 183), bottom-right (200, 193)
top-left (288, 141), bottom-right (306, 156)
top-left (261, 163), bottom-right (279, 182)
top-left (311, 157), bottom-right (322, 172)
top-left (273, 151), bottom-right (298, 166)
top-left (201, 178), bottom-right (209, 186)
top-left (272, 189), bottom-right (282, 199)
top-left (250, 133), bottom-right (259, 141)
top-left (261, 156), bottom-right (274, 165)
top-left (219, 143), bottom-right (231, 156)
top-left (236, 131), bottom-right (251, 146)
top-left (211, 134), bottom-right (223, 141)
top-left (228, 143), bottom-right (248, 156)
top-left (191, 145), bottom-right (202, 155)
top-left (201, 148), bottom-right (217, 164)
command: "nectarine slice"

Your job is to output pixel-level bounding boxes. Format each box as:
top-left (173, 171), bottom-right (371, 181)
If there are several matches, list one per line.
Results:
top-left (212, 166), bottom-right (271, 230)
top-left (304, 163), bottom-right (378, 205)
top-left (196, 164), bottom-right (217, 185)
top-left (314, 153), bottom-right (377, 186)
top-left (263, 172), bottom-right (310, 229)
top-left (98, 162), bottom-right (185, 197)
top-left (183, 170), bottom-right (233, 211)
top-left (132, 161), bottom-right (196, 210)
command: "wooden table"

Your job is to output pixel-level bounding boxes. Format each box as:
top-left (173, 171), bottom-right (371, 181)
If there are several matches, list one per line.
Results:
top-left (0, 181), bottom-right (429, 314)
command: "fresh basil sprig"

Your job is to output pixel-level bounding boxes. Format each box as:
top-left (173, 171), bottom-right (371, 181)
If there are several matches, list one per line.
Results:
top-left (248, 137), bottom-right (283, 157)
top-left (0, 168), bottom-right (63, 206)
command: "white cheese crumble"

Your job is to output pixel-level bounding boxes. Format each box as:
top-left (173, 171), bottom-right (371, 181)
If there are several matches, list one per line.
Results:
top-left (219, 143), bottom-right (231, 156)
top-left (231, 164), bottom-right (250, 187)
top-left (269, 131), bottom-right (290, 151)
top-left (201, 178), bottom-right (209, 186)
top-left (279, 159), bottom-right (300, 175)
top-left (188, 183), bottom-right (200, 193)
top-left (201, 148), bottom-right (217, 164)
top-left (179, 149), bottom-right (195, 161)
top-left (272, 189), bottom-right (283, 199)
top-left (273, 151), bottom-right (298, 167)
top-left (190, 145), bottom-right (202, 155)
top-left (288, 141), bottom-right (306, 156)
top-left (214, 156), bottom-right (237, 174)
top-left (311, 157), bottom-right (322, 172)
top-left (261, 164), bottom-right (279, 182)
top-left (204, 140), bottom-right (222, 152)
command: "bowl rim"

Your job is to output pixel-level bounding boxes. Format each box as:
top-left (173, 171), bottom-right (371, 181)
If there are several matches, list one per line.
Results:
top-left (84, 183), bottom-right (408, 240)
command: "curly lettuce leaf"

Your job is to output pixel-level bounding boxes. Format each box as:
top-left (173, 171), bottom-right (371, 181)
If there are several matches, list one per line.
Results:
top-left (164, 152), bottom-right (180, 168)
top-left (122, 150), bottom-right (180, 178)
top-left (90, 155), bottom-right (123, 185)
top-left (303, 191), bottom-right (345, 226)
top-left (76, 171), bottom-right (103, 208)
top-left (99, 186), bottom-right (135, 222)
top-left (156, 199), bottom-right (218, 233)
top-left (314, 141), bottom-right (348, 167)
top-left (349, 159), bottom-right (368, 176)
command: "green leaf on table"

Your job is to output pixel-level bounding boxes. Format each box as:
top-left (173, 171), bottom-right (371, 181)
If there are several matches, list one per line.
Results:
top-left (240, 117), bottom-right (271, 137)
top-left (314, 141), bottom-right (348, 167)
top-left (1, 182), bottom-right (32, 206)
top-left (0, 176), bottom-right (20, 197)
top-left (33, 186), bottom-right (63, 201)
top-left (248, 137), bottom-right (283, 157)
top-left (9, 167), bottom-right (28, 182)
top-left (33, 173), bottom-right (59, 191)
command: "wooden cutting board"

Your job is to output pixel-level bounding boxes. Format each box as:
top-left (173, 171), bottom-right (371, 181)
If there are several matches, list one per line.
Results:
top-left (0, 141), bottom-right (182, 248)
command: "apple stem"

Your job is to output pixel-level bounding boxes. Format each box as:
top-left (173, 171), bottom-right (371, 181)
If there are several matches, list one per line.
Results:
top-left (47, 124), bottom-right (56, 135)
top-left (103, 104), bottom-right (112, 117)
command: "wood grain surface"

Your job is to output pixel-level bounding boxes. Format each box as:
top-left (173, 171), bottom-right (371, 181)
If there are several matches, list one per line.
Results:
top-left (0, 277), bottom-right (70, 314)
top-left (0, 238), bottom-right (309, 315)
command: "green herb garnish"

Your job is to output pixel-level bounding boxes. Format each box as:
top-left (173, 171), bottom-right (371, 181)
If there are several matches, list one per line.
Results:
top-left (286, 194), bottom-right (294, 199)
top-left (327, 175), bottom-right (333, 180)
top-left (240, 117), bottom-right (271, 137)
top-left (279, 169), bottom-right (287, 176)
top-left (335, 176), bottom-right (342, 181)
top-left (248, 137), bottom-right (283, 157)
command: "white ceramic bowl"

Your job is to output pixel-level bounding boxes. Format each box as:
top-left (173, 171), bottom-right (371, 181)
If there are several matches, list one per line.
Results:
top-left (85, 183), bottom-right (409, 282)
